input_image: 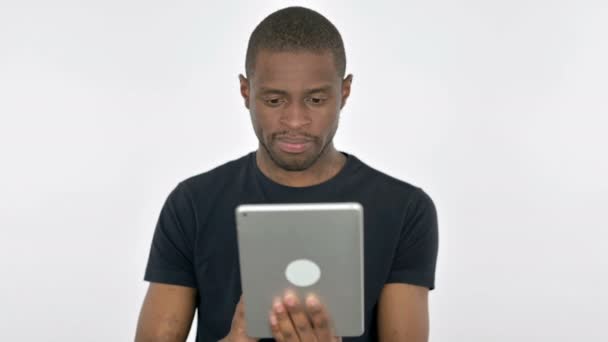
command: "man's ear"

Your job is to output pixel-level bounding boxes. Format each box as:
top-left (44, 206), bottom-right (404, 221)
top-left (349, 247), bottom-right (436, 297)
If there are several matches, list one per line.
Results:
top-left (340, 74), bottom-right (353, 110)
top-left (239, 74), bottom-right (250, 109)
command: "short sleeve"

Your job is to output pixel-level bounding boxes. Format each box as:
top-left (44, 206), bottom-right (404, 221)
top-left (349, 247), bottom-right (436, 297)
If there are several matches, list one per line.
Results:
top-left (387, 188), bottom-right (439, 290)
top-left (144, 182), bottom-right (198, 288)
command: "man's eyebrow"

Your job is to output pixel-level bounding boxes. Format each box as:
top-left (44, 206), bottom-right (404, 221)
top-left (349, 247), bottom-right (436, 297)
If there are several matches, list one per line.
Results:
top-left (305, 85), bottom-right (333, 94)
top-left (259, 87), bottom-right (288, 95)
top-left (258, 85), bottom-right (333, 95)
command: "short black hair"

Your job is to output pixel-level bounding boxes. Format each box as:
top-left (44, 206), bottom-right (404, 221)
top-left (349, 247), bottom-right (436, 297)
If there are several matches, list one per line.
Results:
top-left (245, 6), bottom-right (346, 78)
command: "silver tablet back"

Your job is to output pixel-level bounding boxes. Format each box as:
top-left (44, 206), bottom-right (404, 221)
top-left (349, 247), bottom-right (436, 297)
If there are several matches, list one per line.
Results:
top-left (235, 202), bottom-right (365, 338)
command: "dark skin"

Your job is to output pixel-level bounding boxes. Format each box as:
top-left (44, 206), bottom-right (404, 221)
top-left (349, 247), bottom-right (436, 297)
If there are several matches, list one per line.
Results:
top-left (236, 49), bottom-right (352, 341)
top-left (135, 49), bottom-right (430, 342)
top-left (222, 293), bottom-right (341, 342)
top-left (239, 50), bottom-right (352, 188)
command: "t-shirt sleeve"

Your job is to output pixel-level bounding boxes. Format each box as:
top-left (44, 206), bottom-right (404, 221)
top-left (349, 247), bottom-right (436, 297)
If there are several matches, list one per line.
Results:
top-left (387, 188), bottom-right (439, 290)
top-left (144, 182), bottom-right (198, 288)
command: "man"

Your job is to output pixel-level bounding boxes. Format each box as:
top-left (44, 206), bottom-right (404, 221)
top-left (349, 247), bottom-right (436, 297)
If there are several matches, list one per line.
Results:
top-left (135, 6), bottom-right (438, 342)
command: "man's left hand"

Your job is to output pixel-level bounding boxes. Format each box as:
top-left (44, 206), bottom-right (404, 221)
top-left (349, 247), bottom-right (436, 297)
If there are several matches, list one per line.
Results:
top-left (268, 290), bottom-right (342, 342)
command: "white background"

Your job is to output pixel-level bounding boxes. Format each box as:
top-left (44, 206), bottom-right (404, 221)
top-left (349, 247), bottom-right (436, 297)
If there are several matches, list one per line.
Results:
top-left (1, 0), bottom-right (607, 341)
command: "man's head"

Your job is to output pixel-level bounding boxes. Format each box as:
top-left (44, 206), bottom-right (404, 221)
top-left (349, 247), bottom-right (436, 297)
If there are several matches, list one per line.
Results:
top-left (239, 6), bottom-right (353, 172)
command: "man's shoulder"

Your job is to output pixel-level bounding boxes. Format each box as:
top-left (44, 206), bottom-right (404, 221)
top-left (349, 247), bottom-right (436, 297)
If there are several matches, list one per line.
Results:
top-left (354, 155), bottom-right (426, 199)
top-left (178, 152), bottom-right (252, 195)
top-left (354, 156), bottom-right (436, 219)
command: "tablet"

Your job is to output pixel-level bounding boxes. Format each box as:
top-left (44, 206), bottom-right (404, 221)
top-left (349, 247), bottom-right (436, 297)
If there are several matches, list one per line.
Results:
top-left (235, 202), bottom-right (365, 338)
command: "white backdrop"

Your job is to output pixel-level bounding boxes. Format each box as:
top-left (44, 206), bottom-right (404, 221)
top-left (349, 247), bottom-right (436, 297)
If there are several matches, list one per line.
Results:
top-left (1, 0), bottom-right (606, 341)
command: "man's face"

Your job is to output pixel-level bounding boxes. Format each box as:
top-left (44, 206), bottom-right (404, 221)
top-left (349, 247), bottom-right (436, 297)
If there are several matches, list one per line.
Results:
top-left (240, 50), bottom-right (352, 171)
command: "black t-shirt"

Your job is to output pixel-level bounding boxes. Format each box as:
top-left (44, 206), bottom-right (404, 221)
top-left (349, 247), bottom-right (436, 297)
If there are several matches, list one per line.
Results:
top-left (144, 151), bottom-right (438, 342)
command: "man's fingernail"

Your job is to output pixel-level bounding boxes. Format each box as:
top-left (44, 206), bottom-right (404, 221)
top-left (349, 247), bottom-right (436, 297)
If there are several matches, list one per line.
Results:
top-left (306, 295), bottom-right (319, 308)
top-left (273, 298), bottom-right (284, 313)
top-left (284, 292), bottom-right (296, 306)
top-left (269, 313), bottom-right (278, 326)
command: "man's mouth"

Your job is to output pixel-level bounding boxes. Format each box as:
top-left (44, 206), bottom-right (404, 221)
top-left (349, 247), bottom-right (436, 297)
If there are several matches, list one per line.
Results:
top-left (275, 138), bottom-right (312, 153)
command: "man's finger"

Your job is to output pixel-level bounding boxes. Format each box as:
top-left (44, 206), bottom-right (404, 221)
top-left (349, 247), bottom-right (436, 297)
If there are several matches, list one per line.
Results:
top-left (283, 291), bottom-right (316, 342)
top-left (306, 294), bottom-right (336, 341)
top-left (272, 297), bottom-right (299, 342)
top-left (233, 295), bottom-right (248, 330)
top-left (269, 311), bottom-right (285, 342)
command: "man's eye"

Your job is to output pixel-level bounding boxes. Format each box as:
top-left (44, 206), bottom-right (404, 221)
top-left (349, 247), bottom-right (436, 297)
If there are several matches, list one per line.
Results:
top-left (265, 98), bottom-right (283, 106)
top-left (307, 97), bottom-right (326, 105)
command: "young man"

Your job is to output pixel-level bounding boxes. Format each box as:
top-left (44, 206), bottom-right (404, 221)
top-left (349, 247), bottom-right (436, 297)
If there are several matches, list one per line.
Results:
top-left (135, 6), bottom-right (438, 342)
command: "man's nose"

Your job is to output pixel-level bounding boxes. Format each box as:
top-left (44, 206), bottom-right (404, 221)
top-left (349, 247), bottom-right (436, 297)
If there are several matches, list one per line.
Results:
top-left (279, 101), bottom-right (312, 129)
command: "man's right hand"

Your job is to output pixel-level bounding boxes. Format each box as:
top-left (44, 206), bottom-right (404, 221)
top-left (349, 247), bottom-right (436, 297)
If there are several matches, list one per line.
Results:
top-left (220, 295), bottom-right (259, 342)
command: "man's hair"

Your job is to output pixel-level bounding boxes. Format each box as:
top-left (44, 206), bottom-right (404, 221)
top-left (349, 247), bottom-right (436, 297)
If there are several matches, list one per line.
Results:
top-left (245, 6), bottom-right (346, 78)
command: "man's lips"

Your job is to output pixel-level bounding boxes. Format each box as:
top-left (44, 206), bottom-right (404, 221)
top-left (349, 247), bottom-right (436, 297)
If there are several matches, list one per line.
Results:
top-left (275, 138), bottom-right (312, 153)
top-left (275, 134), bottom-right (313, 143)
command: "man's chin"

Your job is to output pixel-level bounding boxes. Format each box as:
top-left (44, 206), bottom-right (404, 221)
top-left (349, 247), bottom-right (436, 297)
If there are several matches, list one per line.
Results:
top-left (269, 149), bottom-right (319, 172)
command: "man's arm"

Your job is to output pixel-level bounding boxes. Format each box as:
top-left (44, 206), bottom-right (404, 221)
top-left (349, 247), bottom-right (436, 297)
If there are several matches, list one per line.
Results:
top-left (377, 283), bottom-right (429, 342)
top-left (135, 283), bottom-right (197, 342)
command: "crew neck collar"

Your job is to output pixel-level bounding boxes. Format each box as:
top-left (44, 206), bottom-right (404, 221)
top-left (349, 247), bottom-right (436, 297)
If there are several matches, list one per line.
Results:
top-left (250, 151), bottom-right (357, 193)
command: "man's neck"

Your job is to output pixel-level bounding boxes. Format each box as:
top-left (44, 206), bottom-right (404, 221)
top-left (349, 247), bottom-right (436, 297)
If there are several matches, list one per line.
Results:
top-left (255, 146), bottom-right (347, 188)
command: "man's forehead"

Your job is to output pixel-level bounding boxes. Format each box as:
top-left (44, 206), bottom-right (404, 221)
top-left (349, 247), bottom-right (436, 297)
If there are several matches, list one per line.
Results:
top-left (255, 49), bottom-right (333, 61)
top-left (251, 50), bottom-right (339, 82)
top-left (258, 84), bottom-right (335, 95)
